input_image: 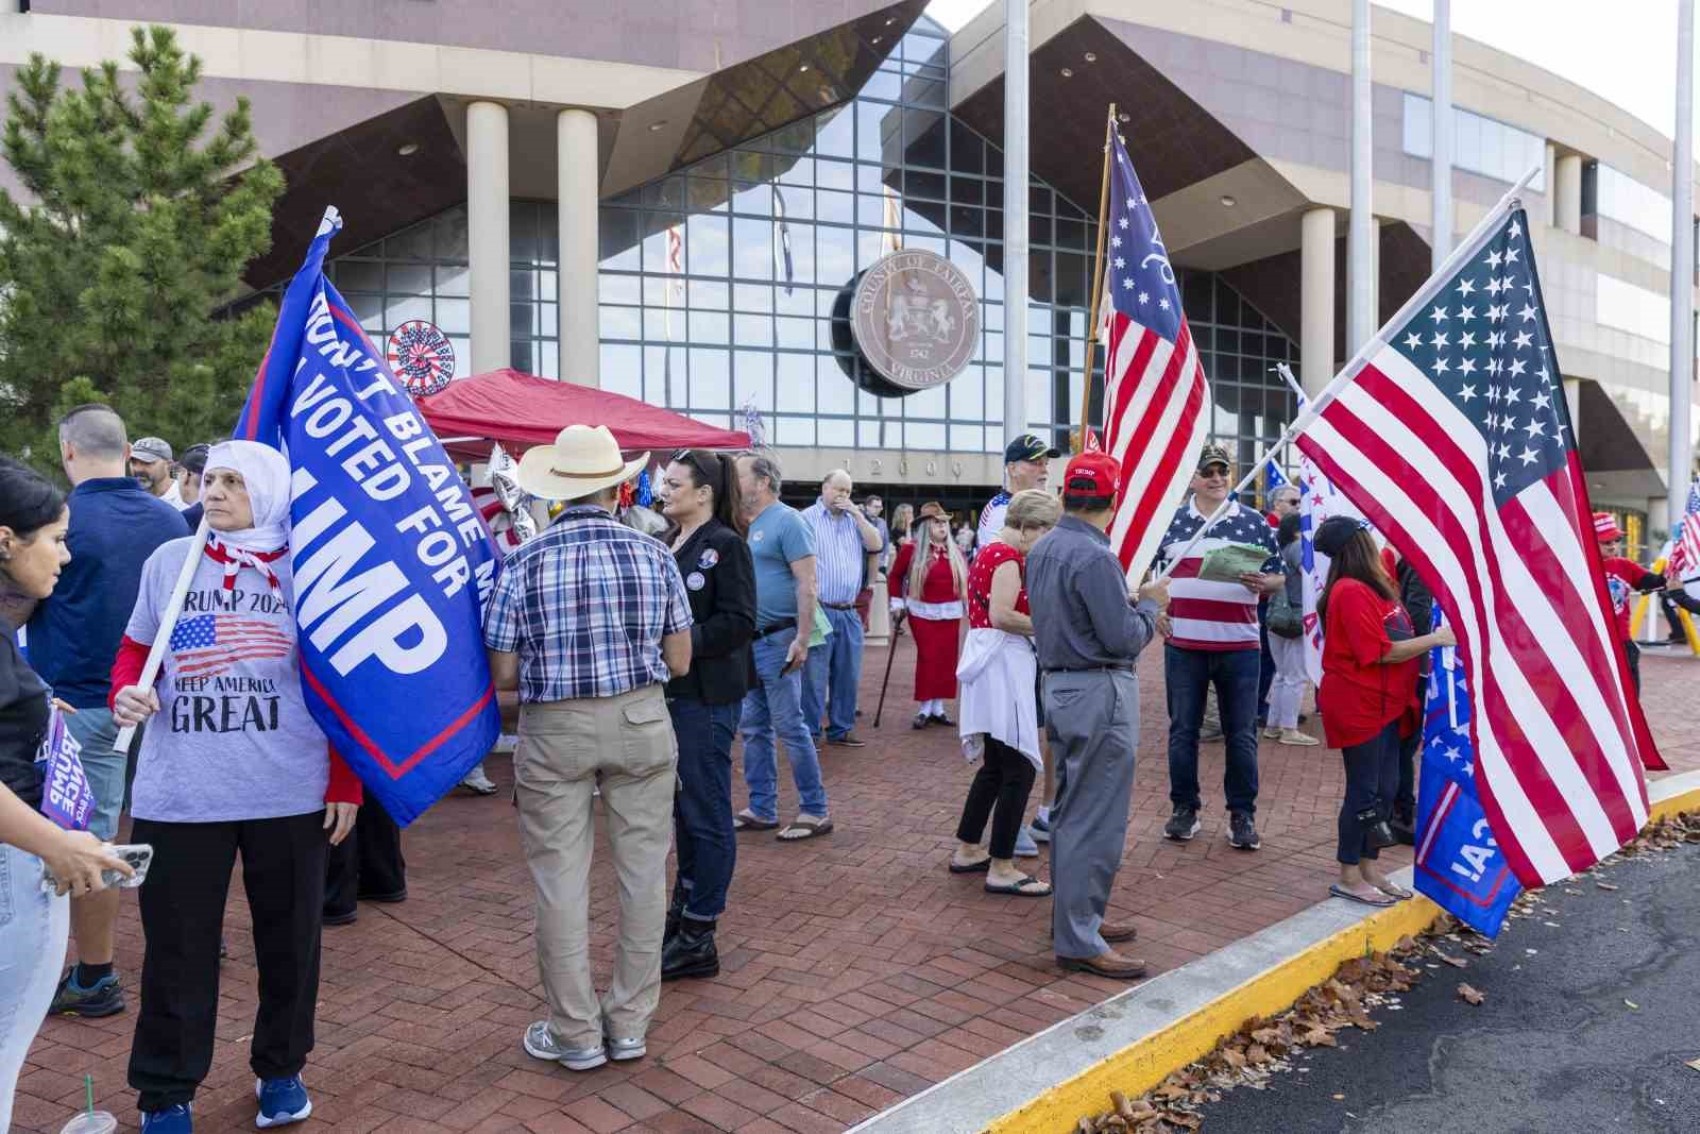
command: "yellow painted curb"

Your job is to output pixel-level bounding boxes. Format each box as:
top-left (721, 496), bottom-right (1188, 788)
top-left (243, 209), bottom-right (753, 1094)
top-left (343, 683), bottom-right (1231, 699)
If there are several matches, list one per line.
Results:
top-left (985, 787), bottom-right (1700, 1134)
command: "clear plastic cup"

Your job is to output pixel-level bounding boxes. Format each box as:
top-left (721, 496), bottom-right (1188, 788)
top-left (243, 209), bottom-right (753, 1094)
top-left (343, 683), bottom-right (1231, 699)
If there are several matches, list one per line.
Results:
top-left (60, 1111), bottom-right (117, 1134)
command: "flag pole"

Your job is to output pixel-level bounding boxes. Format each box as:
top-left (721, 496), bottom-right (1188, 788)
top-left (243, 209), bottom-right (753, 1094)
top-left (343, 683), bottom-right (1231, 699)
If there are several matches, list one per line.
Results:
top-left (113, 517), bottom-right (210, 754)
top-left (1076, 103), bottom-right (1117, 453)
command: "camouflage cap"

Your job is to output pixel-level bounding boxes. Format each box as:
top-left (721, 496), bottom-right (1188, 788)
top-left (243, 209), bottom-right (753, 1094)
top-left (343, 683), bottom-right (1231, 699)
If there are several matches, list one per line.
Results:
top-left (1197, 442), bottom-right (1232, 473)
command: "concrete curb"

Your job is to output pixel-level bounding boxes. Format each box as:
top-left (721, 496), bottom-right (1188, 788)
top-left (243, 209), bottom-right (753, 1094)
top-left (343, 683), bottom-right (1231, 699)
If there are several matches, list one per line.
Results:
top-left (851, 770), bottom-right (1700, 1134)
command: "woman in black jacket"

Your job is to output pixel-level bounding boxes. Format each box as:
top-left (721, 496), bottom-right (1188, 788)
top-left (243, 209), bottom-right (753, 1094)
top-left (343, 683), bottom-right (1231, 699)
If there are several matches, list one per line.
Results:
top-left (658, 450), bottom-right (756, 981)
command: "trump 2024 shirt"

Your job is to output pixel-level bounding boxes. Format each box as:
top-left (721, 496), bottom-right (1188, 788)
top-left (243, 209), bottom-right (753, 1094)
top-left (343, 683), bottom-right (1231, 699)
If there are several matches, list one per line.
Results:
top-left (124, 538), bottom-right (329, 823)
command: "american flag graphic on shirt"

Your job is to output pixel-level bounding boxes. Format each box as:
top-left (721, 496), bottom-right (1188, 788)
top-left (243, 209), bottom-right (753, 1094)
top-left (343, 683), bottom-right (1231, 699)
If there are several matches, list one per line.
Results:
top-left (169, 613), bottom-right (294, 679)
top-left (1155, 502), bottom-right (1279, 651)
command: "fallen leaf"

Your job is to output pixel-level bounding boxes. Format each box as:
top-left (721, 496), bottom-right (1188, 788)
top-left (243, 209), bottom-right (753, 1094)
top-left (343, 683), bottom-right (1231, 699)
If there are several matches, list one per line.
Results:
top-left (1439, 954), bottom-right (1468, 969)
top-left (1220, 1047), bottom-right (1247, 1069)
top-left (1685, 1058), bottom-right (1700, 1073)
top-left (1458, 983), bottom-right (1486, 1006)
top-left (1332, 1093), bottom-right (1347, 1101)
top-left (1597, 881), bottom-right (1620, 891)
top-left (1626, 1000), bottom-right (1640, 1010)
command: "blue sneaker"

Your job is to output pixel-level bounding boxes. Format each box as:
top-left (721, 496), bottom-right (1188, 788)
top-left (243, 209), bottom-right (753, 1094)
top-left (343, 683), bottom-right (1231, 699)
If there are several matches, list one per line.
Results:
top-left (255, 1076), bottom-right (311, 1128)
top-left (48, 969), bottom-right (126, 1017)
top-left (1030, 812), bottom-right (1052, 844)
top-left (1013, 826), bottom-right (1040, 858)
top-left (140, 1104), bottom-right (192, 1133)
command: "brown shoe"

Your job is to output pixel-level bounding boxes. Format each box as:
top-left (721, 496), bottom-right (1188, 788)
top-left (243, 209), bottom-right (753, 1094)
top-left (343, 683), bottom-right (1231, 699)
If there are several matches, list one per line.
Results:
top-left (826, 732), bottom-right (867, 748)
top-left (1057, 950), bottom-right (1148, 980)
top-left (1101, 921), bottom-right (1139, 944)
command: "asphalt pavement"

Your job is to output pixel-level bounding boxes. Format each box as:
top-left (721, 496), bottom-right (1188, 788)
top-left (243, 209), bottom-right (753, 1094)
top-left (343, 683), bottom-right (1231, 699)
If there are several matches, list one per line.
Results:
top-left (1200, 841), bottom-right (1700, 1133)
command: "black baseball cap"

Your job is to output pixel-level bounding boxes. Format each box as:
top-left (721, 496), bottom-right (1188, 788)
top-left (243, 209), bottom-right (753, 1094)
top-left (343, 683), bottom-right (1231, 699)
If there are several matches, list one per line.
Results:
top-left (1004, 434), bottom-right (1061, 464)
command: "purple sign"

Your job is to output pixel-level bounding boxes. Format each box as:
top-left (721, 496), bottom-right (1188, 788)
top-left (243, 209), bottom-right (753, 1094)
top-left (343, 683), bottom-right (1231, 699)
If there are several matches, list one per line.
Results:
top-left (39, 705), bottom-right (95, 832)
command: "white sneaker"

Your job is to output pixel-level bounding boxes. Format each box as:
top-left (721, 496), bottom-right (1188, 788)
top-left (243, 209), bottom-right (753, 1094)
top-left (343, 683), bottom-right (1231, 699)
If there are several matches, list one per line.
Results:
top-left (1279, 728), bottom-right (1321, 747)
top-left (460, 763), bottom-right (499, 795)
top-left (523, 1021), bottom-right (606, 1071)
top-left (1262, 726), bottom-right (1281, 740)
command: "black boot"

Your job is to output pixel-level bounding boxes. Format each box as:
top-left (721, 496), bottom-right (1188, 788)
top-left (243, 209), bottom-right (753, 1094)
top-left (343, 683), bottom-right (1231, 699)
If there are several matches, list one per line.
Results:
top-left (1391, 804), bottom-right (1416, 846)
top-left (664, 886), bottom-right (686, 947)
top-left (662, 918), bottom-right (719, 981)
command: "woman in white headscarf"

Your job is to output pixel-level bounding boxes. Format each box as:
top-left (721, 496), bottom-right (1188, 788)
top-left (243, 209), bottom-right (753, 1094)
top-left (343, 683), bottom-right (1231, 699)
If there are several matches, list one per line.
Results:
top-left (111, 441), bottom-right (361, 1133)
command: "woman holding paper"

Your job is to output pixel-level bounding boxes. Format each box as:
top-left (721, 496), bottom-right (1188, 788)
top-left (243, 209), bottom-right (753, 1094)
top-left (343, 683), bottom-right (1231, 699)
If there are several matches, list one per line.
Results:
top-left (0, 456), bottom-right (133, 1133)
top-left (1312, 516), bottom-right (1452, 908)
top-left (111, 441), bottom-right (361, 1134)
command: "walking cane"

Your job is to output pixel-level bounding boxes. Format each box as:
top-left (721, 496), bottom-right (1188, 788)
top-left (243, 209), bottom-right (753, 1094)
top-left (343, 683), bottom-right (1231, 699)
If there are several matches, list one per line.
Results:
top-left (873, 610), bottom-right (907, 728)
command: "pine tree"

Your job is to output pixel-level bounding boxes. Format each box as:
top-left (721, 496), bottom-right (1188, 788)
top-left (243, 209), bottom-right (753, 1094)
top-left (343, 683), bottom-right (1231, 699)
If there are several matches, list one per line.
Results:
top-left (0, 25), bottom-right (284, 467)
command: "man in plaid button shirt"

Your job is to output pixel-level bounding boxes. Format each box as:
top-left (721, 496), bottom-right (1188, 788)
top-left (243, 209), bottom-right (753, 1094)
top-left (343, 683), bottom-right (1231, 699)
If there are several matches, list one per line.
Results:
top-left (485, 425), bottom-right (692, 1073)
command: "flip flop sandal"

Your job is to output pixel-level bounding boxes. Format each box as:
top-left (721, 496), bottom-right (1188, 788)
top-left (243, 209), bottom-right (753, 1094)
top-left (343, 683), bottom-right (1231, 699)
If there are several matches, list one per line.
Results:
top-left (1375, 883), bottom-right (1415, 901)
top-left (949, 857), bottom-right (992, 874)
top-left (985, 874), bottom-right (1052, 897)
top-left (1329, 883), bottom-right (1396, 908)
top-left (733, 810), bottom-right (779, 831)
top-left (777, 817), bottom-right (834, 841)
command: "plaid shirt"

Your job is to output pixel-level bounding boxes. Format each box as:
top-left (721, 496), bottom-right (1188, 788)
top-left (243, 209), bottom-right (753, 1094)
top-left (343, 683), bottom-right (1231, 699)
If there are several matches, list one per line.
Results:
top-left (484, 505), bottom-right (692, 703)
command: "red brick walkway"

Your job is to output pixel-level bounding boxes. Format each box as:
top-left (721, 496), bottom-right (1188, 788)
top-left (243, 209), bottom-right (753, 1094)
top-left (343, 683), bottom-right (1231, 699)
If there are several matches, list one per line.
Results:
top-left (19, 643), bottom-right (1700, 1133)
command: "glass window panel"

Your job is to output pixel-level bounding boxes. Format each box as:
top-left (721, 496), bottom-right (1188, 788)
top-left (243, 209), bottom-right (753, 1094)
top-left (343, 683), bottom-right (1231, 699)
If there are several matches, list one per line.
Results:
top-left (510, 301), bottom-right (534, 340)
top-left (601, 305), bottom-right (642, 339)
top-left (345, 291), bottom-right (384, 324)
top-left (509, 203), bottom-right (538, 264)
top-left (733, 313), bottom-right (773, 347)
top-left (690, 347), bottom-right (731, 409)
top-left (688, 310), bottom-right (729, 344)
top-left (817, 225), bottom-right (855, 282)
top-left (601, 345), bottom-right (642, 397)
top-left (336, 260), bottom-right (384, 294)
top-left (511, 269), bottom-right (537, 303)
top-left (775, 416), bottom-right (816, 446)
top-left (817, 190), bottom-right (856, 225)
top-left (777, 283), bottom-right (815, 316)
top-left (777, 354), bottom-right (815, 412)
top-left (535, 207), bottom-right (559, 264)
top-left (777, 316), bottom-right (815, 350)
top-left (688, 278), bottom-right (729, 309)
top-left (904, 170), bottom-right (947, 200)
top-left (733, 349), bottom-right (773, 407)
top-left (449, 337), bottom-right (471, 379)
top-left (905, 111), bottom-right (948, 169)
top-left (855, 102), bottom-right (889, 162)
top-left (386, 295), bottom-right (431, 326)
top-left (644, 307), bottom-right (677, 341)
top-left (599, 209), bottom-right (642, 270)
top-left (818, 417), bottom-right (854, 447)
top-left (772, 117), bottom-right (815, 155)
top-left (817, 158), bottom-right (854, 191)
top-left (510, 338), bottom-right (534, 374)
top-left (538, 303), bottom-right (558, 338)
top-left (387, 263), bottom-right (433, 296)
top-left (906, 383), bottom-right (947, 420)
top-left (905, 421), bottom-right (944, 449)
top-left (540, 270), bottom-right (558, 302)
top-left (687, 214), bottom-right (729, 276)
top-left (729, 180), bottom-right (772, 217)
top-left (950, 120), bottom-right (985, 175)
top-left (949, 424), bottom-right (984, 452)
top-left (734, 284), bottom-right (773, 312)
top-left (1026, 370), bottom-right (1053, 423)
top-left (818, 361), bottom-right (856, 413)
top-left (732, 216), bottom-right (774, 279)
top-left (434, 297), bottom-right (471, 335)
top-left (815, 107), bottom-right (854, 158)
top-left (771, 183), bottom-right (812, 223)
top-left (644, 345), bottom-right (674, 402)
top-left (385, 222), bottom-right (433, 261)
top-left (433, 263), bottom-right (470, 297)
top-left (433, 208), bottom-right (469, 260)
top-left (601, 273), bottom-right (642, 305)
top-left (861, 68), bottom-right (904, 101)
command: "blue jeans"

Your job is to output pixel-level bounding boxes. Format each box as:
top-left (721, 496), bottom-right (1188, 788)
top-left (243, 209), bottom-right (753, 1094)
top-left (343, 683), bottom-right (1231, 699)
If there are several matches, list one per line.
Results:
top-left (0, 843), bottom-right (70, 1132)
top-left (1165, 645), bottom-right (1261, 815)
top-left (738, 628), bottom-right (829, 821)
top-left (66, 706), bottom-right (125, 841)
top-left (1339, 721), bottom-right (1400, 865)
top-left (801, 605), bottom-right (864, 740)
top-left (669, 697), bottom-right (740, 920)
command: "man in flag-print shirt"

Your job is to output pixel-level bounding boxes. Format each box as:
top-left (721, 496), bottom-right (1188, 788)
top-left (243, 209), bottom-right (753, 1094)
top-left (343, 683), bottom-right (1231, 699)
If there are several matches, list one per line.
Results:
top-left (1153, 443), bottom-right (1282, 853)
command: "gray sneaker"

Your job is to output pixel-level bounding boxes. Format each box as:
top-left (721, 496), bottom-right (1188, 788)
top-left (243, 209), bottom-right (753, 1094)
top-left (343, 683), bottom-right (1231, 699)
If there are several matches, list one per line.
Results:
top-left (607, 1035), bottom-right (647, 1062)
top-left (522, 1021), bottom-right (606, 1071)
top-left (1013, 826), bottom-right (1041, 858)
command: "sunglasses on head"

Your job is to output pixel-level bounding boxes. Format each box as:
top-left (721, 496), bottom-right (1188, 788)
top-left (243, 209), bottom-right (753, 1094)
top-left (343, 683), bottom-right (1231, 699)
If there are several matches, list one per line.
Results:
top-left (669, 449), bottom-right (724, 492)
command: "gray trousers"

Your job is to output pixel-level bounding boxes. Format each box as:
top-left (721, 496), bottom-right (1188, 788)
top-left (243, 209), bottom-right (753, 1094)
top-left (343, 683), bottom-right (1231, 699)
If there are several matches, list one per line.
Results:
top-left (1043, 669), bottom-right (1139, 959)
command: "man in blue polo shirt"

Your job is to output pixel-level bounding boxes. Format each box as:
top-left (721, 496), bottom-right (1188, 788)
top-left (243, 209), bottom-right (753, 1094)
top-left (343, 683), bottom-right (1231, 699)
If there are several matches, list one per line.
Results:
top-left (30, 405), bottom-right (188, 1017)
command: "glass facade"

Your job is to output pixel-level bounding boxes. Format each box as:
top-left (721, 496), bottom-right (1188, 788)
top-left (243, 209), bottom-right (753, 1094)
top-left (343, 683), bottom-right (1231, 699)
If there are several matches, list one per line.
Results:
top-left (316, 14), bottom-right (1299, 485)
top-left (1401, 93), bottom-right (1547, 191)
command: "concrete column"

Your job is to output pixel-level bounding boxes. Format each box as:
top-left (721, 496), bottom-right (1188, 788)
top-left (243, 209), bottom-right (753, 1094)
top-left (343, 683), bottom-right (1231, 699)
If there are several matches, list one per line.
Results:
top-left (1348, 0), bottom-right (1374, 354)
top-left (1300, 207), bottom-right (1336, 397)
top-left (467, 101), bottom-right (511, 374)
top-left (1554, 153), bottom-right (1583, 235)
top-left (558, 108), bottom-right (601, 386)
top-left (1430, 0), bottom-right (1452, 272)
top-left (1003, 0), bottom-right (1029, 442)
top-left (1668, 0), bottom-right (1695, 523)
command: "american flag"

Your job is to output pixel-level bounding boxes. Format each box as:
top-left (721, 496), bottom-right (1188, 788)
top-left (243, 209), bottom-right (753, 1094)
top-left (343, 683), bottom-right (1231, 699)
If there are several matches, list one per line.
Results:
top-left (1297, 445), bottom-right (1366, 686)
top-left (1295, 206), bottom-right (1660, 888)
top-left (1099, 126), bottom-right (1210, 580)
top-left (1666, 477), bottom-right (1700, 579)
top-left (169, 613), bottom-right (294, 679)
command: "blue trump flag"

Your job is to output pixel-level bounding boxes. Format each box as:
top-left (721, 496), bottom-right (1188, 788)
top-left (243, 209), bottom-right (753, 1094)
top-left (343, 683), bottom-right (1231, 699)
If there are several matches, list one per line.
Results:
top-left (1412, 609), bottom-right (1524, 936)
top-left (236, 207), bottom-right (500, 825)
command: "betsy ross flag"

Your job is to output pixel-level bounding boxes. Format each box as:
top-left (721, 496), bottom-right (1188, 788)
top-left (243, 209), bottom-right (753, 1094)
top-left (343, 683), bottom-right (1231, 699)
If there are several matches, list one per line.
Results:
top-left (1098, 126), bottom-right (1210, 581)
top-left (169, 614), bottom-right (294, 679)
top-left (1295, 204), bottom-right (1661, 888)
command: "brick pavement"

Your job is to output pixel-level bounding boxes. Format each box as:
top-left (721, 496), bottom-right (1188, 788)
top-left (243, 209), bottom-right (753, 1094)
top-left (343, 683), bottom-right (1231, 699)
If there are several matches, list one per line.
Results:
top-left (19, 643), bottom-right (1700, 1133)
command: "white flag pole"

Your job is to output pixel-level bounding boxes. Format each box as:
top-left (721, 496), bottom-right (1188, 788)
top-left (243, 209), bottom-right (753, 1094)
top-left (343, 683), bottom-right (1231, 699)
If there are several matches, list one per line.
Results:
top-left (114, 517), bottom-right (210, 753)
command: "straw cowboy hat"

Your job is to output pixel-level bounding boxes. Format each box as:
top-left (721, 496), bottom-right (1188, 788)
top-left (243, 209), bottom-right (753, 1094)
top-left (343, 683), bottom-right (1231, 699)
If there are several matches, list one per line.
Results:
top-left (516, 425), bottom-right (649, 501)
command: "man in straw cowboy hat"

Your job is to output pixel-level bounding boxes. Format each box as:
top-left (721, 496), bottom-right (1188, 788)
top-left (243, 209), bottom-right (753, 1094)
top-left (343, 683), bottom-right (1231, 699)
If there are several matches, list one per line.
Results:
top-left (485, 424), bottom-right (694, 1072)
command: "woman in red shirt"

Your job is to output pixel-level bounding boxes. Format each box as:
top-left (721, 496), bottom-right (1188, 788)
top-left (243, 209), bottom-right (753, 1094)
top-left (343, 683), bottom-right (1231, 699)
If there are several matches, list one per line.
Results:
top-left (1313, 517), bottom-right (1453, 907)
top-left (889, 502), bottom-right (968, 728)
top-left (950, 490), bottom-right (1058, 896)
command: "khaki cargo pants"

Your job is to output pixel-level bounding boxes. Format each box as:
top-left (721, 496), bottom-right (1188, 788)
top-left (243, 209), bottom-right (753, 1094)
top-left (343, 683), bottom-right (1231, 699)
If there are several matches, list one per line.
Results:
top-left (514, 683), bottom-right (677, 1048)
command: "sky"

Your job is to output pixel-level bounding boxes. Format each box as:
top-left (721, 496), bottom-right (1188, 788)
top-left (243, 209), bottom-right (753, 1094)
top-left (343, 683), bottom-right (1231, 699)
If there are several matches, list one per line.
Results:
top-left (924, 0), bottom-right (1698, 143)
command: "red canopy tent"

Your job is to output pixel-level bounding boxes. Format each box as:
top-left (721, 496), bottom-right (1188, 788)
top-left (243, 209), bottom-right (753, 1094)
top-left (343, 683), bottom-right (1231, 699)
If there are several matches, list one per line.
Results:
top-left (417, 368), bottom-right (750, 460)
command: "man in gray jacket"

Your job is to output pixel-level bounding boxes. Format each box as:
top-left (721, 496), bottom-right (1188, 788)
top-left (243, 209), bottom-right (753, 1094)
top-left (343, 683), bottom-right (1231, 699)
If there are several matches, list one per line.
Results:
top-left (1025, 451), bottom-right (1168, 979)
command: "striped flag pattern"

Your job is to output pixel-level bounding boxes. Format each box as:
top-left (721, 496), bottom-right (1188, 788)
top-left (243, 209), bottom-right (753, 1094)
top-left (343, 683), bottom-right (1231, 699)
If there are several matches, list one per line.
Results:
top-left (1666, 478), bottom-right (1700, 579)
top-left (1099, 127), bottom-right (1211, 581)
top-left (169, 613), bottom-right (294, 679)
top-left (1295, 206), bottom-right (1659, 888)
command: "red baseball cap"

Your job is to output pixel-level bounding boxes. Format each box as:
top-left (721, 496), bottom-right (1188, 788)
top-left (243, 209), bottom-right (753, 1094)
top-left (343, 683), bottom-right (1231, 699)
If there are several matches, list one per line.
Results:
top-left (1062, 451), bottom-right (1121, 500)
